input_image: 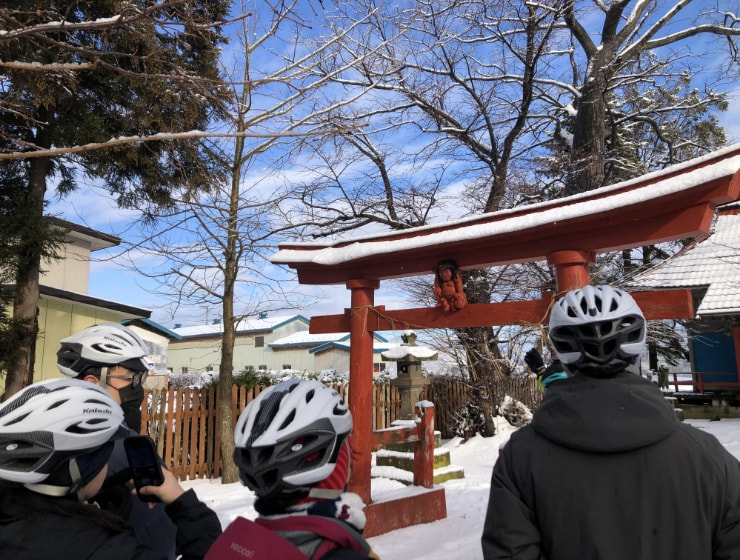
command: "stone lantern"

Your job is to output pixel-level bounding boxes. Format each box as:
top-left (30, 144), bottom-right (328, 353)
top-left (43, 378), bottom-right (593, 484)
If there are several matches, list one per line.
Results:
top-left (382, 331), bottom-right (437, 420)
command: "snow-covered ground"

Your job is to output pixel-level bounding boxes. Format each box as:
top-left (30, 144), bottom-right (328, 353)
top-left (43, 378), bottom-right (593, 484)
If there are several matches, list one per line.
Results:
top-left (181, 417), bottom-right (740, 560)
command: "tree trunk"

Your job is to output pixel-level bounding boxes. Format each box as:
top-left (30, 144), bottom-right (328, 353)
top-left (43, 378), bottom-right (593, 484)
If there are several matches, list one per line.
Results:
top-left (2, 153), bottom-right (49, 401)
top-left (218, 223), bottom-right (239, 484)
top-left (218, 315), bottom-right (238, 482)
top-left (454, 269), bottom-right (502, 437)
top-left (567, 72), bottom-right (608, 196)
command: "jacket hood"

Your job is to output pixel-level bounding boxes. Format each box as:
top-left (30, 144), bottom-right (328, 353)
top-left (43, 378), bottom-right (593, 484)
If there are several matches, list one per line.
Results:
top-left (531, 372), bottom-right (680, 452)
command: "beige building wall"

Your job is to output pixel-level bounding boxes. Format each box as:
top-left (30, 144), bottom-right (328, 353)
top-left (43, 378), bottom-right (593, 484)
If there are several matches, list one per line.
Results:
top-left (1, 220), bottom-right (150, 393)
top-left (313, 348), bottom-right (351, 374)
top-left (40, 237), bottom-right (91, 293)
top-left (268, 347), bottom-right (319, 373)
top-left (168, 335), bottom-right (292, 374)
top-left (166, 338), bottom-right (225, 373)
top-left (167, 318), bottom-right (311, 374)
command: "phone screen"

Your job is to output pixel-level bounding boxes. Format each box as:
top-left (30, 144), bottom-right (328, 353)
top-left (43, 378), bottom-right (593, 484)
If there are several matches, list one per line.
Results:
top-left (124, 436), bottom-right (164, 502)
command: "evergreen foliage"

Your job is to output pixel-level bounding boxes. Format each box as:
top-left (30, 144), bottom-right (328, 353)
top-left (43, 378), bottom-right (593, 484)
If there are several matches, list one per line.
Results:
top-left (0, 0), bottom-right (231, 397)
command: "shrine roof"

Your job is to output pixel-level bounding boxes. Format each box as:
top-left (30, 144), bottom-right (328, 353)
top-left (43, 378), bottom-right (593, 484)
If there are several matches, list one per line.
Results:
top-left (271, 144), bottom-right (740, 285)
top-left (630, 202), bottom-right (740, 316)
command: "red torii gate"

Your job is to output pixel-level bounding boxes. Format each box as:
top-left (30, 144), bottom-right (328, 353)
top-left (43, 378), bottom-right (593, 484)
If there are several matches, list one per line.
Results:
top-left (270, 144), bottom-right (740, 536)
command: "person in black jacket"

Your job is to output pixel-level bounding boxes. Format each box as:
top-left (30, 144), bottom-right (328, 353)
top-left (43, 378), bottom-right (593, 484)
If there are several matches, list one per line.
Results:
top-left (56, 323), bottom-right (178, 559)
top-left (207, 378), bottom-right (379, 560)
top-left (482, 285), bottom-right (740, 560)
top-left (0, 378), bottom-right (221, 560)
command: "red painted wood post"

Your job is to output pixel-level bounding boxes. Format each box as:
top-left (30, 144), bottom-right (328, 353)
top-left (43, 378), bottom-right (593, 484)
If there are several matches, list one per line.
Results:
top-left (413, 402), bottom-right (435, 488)
top-left (547, 250), bottom-right (595, 292)
top-left (346, 278), bottom-right (380, 504)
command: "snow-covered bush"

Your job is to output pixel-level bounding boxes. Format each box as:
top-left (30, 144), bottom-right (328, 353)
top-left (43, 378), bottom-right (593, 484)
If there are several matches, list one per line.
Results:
top-left (499, 395), bottom-right (533, 427)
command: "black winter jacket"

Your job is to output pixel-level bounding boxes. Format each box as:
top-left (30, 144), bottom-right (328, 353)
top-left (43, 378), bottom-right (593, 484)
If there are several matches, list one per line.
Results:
top-left (0, 488), bottom-right (221, 560)
top-left (96, 428), bottom-right (178, 560)
top-left (481, 372), bottom-right (740, 560)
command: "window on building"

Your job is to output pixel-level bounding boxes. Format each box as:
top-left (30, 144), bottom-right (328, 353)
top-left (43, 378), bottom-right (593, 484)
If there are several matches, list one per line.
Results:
top-left (282, 364), bottom-right (291, 370)
top-left (181, 367), bottom-right (188, 373)
top-left (206, 365), bottom-right (213, 372)
top-left (373, 363), bottom-right (387, 373)
top-left (259, 365), bottom-right (267, 371)
top-left (255, 336), bottom-right (265, 348)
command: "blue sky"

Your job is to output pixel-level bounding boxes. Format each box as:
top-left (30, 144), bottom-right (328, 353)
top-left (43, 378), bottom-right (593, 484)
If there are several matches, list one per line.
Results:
top-left (43, 1), bottom-right (740, 332)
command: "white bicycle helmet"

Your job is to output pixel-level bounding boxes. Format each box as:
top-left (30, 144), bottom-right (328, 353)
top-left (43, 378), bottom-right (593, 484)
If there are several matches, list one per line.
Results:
top-left (56, 323), bottom-right (150, 377)
top-left (233, 378), bottom-right (353, 499)
top-left (0, 378), bottom-right (126, 493)
top-left (548, 285), bottom-right (646, 377)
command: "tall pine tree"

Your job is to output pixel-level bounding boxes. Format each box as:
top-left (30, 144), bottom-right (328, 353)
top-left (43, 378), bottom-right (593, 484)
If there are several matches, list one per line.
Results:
top-left (0, 1), bottom-right (231, 399)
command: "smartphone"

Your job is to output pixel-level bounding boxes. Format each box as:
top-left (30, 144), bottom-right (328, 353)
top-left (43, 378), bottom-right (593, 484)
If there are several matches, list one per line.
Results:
top-left (124, 436), bottom-right (165, 502)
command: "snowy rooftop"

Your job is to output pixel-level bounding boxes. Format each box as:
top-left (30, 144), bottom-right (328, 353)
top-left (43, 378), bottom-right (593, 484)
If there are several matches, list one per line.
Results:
top-left (631, 203), bottom-right (740, 316)
top-left (270, 143), bottom-right (740, 284)
top-left (172, 314), bottom-right (307, 337)
top-left (309, 339), bottom-right (397, 354)
top-left (269, 331), bottom-right (349, 347)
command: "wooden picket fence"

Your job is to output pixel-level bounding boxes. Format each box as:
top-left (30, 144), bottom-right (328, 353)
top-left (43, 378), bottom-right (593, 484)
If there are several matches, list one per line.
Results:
top-left (140, 376), bottom-right (538, 480)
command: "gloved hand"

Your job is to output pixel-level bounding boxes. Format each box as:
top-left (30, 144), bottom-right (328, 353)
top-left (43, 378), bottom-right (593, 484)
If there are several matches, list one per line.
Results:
top-left (524, 348), bottom-right (545, 375)
top-left (525, 348), bottom-right (568, 390)
top-left (538, 360), bottom-right (567, 389)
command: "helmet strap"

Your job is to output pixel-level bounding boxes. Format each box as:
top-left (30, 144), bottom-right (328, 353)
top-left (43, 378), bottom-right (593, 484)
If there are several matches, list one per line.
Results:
top-left (307, 487), bottom-right (344, 500)
top-left (22, 457), bottom-right (85, 501)
top-left (99, 366), bottom-right (110, 388)
top-left (68, 456), bottom-right (87, 502)
top-left (24, 481), bottom-right (72, 498)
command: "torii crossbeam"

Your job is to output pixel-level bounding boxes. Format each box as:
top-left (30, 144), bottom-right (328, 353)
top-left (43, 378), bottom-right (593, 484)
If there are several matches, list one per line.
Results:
top-left (270, 144), bottom-right (740, 537)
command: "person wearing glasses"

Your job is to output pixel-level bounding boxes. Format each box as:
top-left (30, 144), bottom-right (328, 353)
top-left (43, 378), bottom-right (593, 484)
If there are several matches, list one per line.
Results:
top-left (57, 322), bottom-right (150, 432)
top-left (56, 323), bottom-right (178, 560)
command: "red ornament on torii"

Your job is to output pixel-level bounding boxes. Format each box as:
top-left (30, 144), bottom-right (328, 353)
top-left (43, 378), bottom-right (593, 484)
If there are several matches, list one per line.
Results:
top-left (270, 144), bottom-right (740, 537)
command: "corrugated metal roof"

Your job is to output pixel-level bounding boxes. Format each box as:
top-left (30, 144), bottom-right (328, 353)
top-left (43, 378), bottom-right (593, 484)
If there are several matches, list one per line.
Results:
top-left (631, 207), bottom-right (740, 315)
top-left (173, 314), bottom-right (309, 338)
top-left (269, 331), bottom-right (350, 347)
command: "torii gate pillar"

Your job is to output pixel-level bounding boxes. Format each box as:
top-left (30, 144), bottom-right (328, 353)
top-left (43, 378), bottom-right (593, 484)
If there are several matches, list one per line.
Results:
top-left (547, 250), bottom-right (595, 291)
top-left (346, 278), bottom-right (379, 504)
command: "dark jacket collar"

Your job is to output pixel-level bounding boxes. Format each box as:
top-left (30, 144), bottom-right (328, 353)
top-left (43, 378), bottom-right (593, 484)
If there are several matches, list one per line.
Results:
top-left (531, 372), bottom-right (680, 452)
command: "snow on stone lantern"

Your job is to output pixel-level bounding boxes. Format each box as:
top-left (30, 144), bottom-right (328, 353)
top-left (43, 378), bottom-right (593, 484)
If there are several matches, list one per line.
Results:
top-left (382, 330), bottom-right (437, 420)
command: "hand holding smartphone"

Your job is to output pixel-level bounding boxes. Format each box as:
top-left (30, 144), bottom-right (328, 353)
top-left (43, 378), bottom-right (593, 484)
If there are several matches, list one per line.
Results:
top-left (124, 436), bottom-right (165, 503)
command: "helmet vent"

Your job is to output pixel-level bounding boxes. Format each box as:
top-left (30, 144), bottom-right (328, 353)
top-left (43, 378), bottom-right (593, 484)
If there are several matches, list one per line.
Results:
top-left (3, 411), bottom-right (30, 426)
top-left (85, 397), bottom-right (113, 407)
top-left (590, 294), bottom-right (601, 315)
top-left (250, 391), bottom-right (285, 443)
top-left (46, 399), bottom-right (68, 411)
top-left (66, 423), bottom-right (104, 434)
top-left (279, 410), bottom-right (295, 431)
top-left (304, 388), bottom-right (315, 403)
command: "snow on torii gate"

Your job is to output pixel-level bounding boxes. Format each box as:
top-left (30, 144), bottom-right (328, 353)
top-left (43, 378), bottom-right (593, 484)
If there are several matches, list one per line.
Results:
top-left (270, 144), bottom-right (740, 536)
